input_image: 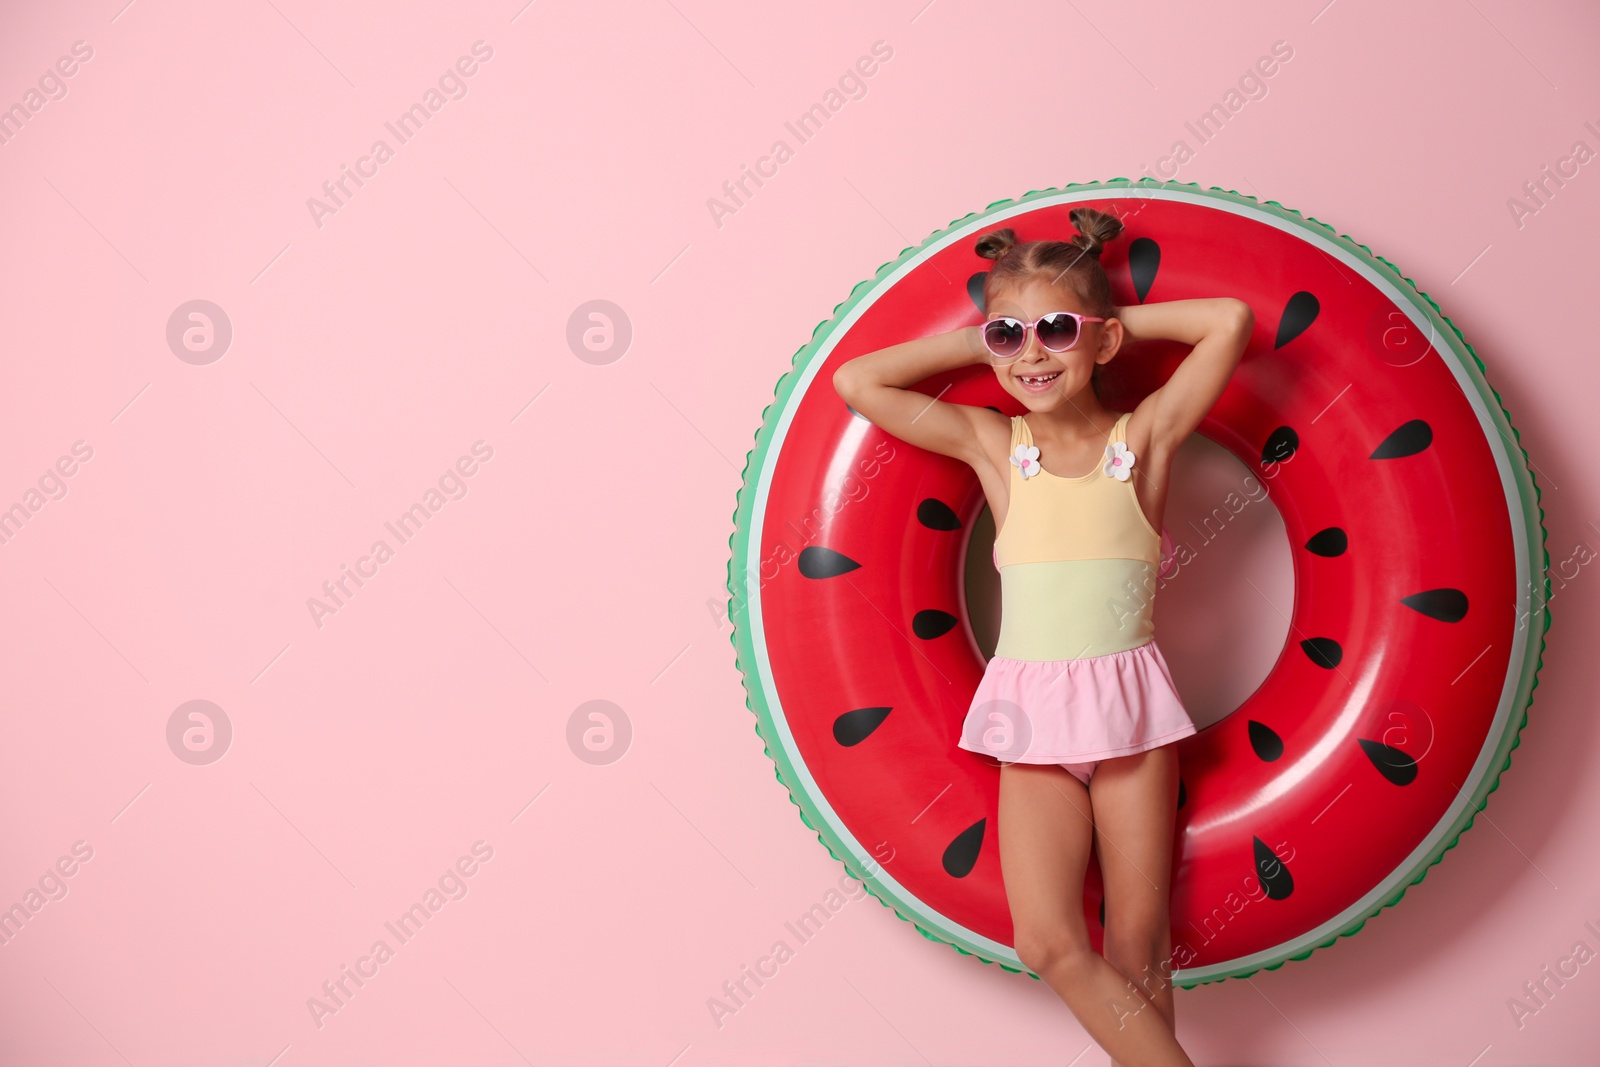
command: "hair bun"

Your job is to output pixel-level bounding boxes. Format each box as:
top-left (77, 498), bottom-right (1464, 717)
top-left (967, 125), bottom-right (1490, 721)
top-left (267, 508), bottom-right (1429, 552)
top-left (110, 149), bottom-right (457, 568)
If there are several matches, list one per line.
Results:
top-left (974, 227), bottom-right (1018, 262)
top-left (1068, 207), bottom-right (1125, 260)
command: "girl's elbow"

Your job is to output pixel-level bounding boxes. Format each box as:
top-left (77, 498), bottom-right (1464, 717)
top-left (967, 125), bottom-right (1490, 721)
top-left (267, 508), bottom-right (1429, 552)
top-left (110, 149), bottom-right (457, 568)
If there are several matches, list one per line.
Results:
top-left (832, 361), bottom-right (862, 401)
top-left (1214, 300), bottom-right (1253, 355)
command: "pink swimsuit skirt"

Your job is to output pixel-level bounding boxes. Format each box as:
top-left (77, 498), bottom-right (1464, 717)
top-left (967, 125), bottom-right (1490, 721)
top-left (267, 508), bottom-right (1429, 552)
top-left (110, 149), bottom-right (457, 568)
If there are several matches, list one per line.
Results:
top-left (957, 639), bottom-right (1197, 766)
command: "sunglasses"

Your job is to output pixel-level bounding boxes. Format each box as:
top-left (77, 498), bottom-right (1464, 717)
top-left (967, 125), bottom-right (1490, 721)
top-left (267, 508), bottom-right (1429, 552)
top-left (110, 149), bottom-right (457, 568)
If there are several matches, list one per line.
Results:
top-left (981, 311), bottom-right (1106, 360)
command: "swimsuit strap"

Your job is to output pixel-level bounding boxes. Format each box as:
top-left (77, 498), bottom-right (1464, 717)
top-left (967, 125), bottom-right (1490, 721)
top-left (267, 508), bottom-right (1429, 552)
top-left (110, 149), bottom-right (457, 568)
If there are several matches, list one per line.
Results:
top-left (1012, 412), bottom-right (1127, 475)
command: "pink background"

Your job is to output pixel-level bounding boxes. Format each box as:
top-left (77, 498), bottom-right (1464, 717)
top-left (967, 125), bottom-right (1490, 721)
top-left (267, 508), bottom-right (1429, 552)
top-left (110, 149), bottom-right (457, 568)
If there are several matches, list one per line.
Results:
top-left (2, 1), bottom-right (1597, 1064)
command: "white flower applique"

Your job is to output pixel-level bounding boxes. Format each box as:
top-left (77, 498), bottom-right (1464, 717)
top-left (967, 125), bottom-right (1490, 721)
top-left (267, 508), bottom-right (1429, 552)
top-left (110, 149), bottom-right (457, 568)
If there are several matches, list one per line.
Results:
top-left (1103, 440), bottom-right (1136, 481)
top-left (1010, 444), bottom-right (1041, 479)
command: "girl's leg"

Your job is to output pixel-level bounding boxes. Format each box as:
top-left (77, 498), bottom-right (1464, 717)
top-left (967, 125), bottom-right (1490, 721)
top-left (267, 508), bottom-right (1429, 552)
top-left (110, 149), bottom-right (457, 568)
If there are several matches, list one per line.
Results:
top-left (1088, 745), bottom-right (1184, 1066)
top-left (1000, 763), bottom-right (1195, 1067)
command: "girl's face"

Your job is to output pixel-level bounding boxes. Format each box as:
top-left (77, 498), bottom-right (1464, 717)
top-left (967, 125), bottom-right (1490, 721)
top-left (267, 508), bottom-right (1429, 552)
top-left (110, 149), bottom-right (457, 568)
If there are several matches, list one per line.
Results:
top-left (985, 276), bottom-right (1116, 411)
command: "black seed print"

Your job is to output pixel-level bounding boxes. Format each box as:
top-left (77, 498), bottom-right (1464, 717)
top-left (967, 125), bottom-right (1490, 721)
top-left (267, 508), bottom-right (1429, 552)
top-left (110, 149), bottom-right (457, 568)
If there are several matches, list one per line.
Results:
top-left (917, 499), bottom-right (962, 531)
top-left (797, 546), bottom-right (861, 579)
top-left (1300, 637), bottom-right (1344, 669)
top-left (1304, 527), bottom-right (1348, 557)
top-left (1098, 898), bottom-right (1106, 928)
top-left (943, 819), bottom-right (986, 878)
top-left (833, 706), bottom-right (892, 747)
top-left (1177, 777), bottom-right (1187, 810)
top-left (1248, 720), bottom-right (1285, 762)
top-left (967, 272), bottom-right (988, 312)
top-left (1370, 419), bottom-right (1432, 459)
top-left (1253, 837), bottom-right (1295, 900)
top-left (1358, 738), bottom-right (1419, 786)
top-left (1128, 237), bottom-right (1160, 303)
top-left (1274, 291), bottom-right (1320, 349)
top-left (1262, 426), bottom-right (1299, 466)
top-left (912, 609), bottom-right (959, 640)
top-left (1401, 588), bottom-right (1469, 623)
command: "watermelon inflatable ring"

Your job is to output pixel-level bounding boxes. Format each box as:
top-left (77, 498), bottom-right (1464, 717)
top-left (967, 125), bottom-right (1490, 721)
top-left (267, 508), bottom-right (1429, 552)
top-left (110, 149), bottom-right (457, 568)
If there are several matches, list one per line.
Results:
top-left (726, 180), bottom-right (1549, 987)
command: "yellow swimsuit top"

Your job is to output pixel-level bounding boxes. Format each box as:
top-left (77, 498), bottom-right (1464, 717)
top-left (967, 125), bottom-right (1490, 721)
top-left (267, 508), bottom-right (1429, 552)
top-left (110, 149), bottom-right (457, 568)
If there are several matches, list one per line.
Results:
top-left (992, 411), bottom-right (1163, 662)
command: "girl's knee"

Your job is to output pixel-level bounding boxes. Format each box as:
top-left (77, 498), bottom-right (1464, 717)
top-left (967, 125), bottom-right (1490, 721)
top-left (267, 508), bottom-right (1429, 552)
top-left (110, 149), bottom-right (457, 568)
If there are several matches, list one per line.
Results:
top-left (1101, 920), bottom-right (1172, 975)
top-left (1014, 924), bottom-right (1096, 977)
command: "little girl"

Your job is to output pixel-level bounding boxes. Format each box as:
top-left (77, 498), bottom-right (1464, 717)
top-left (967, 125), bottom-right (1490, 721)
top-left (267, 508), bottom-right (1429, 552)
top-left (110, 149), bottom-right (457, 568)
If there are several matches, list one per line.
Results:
top-left (833, 207), bottom-right (1252, 1067)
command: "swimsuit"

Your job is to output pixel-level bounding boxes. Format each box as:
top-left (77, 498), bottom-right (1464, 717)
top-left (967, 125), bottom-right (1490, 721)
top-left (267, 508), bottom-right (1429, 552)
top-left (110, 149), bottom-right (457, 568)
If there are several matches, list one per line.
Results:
top-left (958, 411), bottom-right (1197, 787)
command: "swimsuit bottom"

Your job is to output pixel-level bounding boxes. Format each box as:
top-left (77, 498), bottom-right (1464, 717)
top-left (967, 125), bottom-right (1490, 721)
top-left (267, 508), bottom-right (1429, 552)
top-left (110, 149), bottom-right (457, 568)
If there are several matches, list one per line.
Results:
top-left (958, 640), bottom-right (1197, 787)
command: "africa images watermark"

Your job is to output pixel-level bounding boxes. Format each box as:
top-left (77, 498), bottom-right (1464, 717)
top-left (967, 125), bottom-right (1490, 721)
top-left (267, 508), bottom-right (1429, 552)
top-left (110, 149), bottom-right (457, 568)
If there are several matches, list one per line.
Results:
top-left (1518, 536), bottom-right (1596, 633)
top-left (710, 437), bottom-right (897, 629)
top-left (1104, 433), bottom-right (1299, 633)
top-left (0, 39), bottom-right (94, 149)
top-left (706, 40), bottom-right (895, 229)
top-left (306, 41), bottom-right (494, 229)
top-left (1506, 118), bottom-right (1600, 230)
top-left (1506, 913), bottom-right (1600, 1030)
top-left (1138, 39), bottom-right (1295, 181)
top-left (0, 841), bottom-right (95, 948)
top-left (1112, 837), bottom-right (1298, 1031)
top-left (306, 840), bottom-right (495, 1029)
top-left (307, 441), bottom-right (495, 628)
top-left (706, 846), bottom-right (895, 1030)
top-left (0, 439), bottom-right (94, 548)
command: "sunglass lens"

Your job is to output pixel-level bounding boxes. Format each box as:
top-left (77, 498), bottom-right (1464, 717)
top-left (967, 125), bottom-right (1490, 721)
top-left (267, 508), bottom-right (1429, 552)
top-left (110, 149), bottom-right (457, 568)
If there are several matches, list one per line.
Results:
top-left (1036, 313), bottom-right (1081, 351)
top-left (983, 318), bottom-right (1025, 357)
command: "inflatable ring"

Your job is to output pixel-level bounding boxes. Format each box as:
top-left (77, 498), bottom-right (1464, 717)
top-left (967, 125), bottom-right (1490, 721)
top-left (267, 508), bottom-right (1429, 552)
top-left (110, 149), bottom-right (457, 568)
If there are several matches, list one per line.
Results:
top-left (727, 180), bottom-right (1548, 987)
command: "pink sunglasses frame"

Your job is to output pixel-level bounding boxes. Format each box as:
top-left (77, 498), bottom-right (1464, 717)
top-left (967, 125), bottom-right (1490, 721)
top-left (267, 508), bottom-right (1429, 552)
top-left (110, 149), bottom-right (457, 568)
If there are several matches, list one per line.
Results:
top-left (981, 311), bottom-right (1106, 360)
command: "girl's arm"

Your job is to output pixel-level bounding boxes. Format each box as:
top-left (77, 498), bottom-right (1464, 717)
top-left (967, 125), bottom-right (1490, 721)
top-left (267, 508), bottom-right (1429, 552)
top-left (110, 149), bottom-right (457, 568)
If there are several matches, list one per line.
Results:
top-left (832, 325), bottom-right (995, 465)
top-left (1120, 297), bottom-right (1254, 459)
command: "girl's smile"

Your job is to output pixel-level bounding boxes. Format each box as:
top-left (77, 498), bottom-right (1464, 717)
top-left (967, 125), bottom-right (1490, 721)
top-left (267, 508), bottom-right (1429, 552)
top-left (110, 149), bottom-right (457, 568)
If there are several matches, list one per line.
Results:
top-left (1016, 369), bottom-right (1063, 392)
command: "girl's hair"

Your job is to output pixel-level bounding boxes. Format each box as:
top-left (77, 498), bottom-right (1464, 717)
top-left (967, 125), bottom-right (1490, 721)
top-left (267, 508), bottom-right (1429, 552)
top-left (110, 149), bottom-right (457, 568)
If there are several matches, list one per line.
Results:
top-left (974, 207), bottom-right (1125, 397)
